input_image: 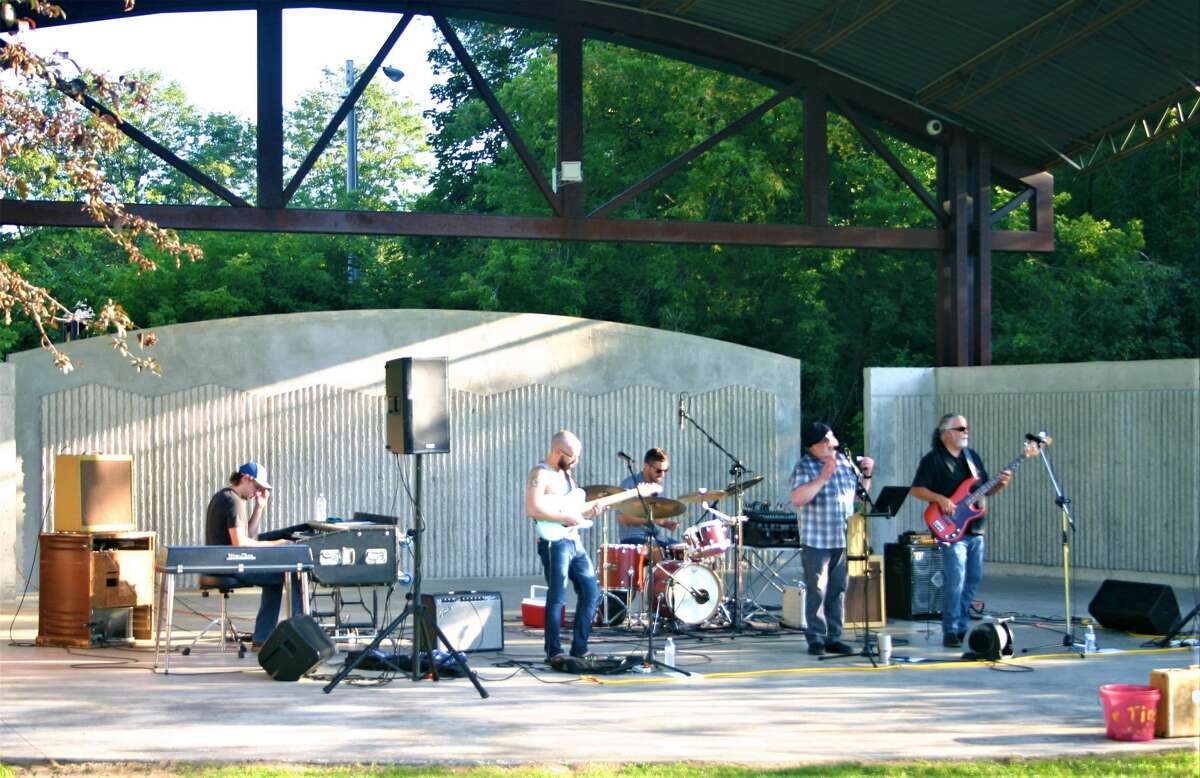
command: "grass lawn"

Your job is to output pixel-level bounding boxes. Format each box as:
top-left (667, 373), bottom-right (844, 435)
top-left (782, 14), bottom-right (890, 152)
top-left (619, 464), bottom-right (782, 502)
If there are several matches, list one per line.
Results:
top-left (3, 750), bottom-right (1198, 777)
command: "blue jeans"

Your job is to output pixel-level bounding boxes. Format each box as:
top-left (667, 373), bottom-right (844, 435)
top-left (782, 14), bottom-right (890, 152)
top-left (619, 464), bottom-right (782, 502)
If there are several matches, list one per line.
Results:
top-left (802, 546), bottom-right (847, 644)
top-left (537, 538), bottom-right (600, 659)
top-left (232, 571), bottom-right (304, 644)
top-left (942, 534), bottom-right (985, 637)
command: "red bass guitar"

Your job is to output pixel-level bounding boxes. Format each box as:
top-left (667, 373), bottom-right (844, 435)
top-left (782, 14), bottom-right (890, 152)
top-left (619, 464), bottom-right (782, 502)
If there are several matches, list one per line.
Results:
top-left (923, 434), bottom-right (1052, 543)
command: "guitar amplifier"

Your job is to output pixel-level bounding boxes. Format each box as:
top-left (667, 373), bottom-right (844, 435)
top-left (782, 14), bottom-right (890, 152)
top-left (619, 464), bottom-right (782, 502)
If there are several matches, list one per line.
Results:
top-left (743, 510), bottom-right (800, 548)
top-left (421, 591), bottom-right (504, 653)
top-left (885, 542), bottom-right (943, 620)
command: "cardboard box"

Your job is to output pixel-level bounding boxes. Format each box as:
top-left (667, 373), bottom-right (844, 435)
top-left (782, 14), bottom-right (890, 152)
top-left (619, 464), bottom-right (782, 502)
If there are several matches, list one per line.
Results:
top-left (521, 585), bottom-right (565, 629)
top-left (1149, 664), bottom-right (1199, 738)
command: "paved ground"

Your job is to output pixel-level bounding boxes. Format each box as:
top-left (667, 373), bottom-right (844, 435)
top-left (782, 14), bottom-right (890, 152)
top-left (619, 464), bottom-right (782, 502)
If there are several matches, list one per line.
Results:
top-left (2, 570), bottom-right (1197, 767)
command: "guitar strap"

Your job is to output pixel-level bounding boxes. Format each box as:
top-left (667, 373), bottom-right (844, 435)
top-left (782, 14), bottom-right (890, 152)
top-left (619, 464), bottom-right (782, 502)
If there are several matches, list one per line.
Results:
top-left (964, 449), bottom-right (981, 481)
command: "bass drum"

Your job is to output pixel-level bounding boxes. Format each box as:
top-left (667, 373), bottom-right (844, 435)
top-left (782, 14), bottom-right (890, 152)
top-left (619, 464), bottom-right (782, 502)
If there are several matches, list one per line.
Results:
top-left (652, 562), bottom-right (722, 625)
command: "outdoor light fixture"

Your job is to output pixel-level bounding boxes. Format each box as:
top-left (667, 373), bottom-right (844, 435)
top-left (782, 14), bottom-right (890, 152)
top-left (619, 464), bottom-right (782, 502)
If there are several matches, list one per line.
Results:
top-left (559, 161), bottom-right (583, 183)
top-left (382, 66), bottom-right (405, 83)
top-left (967, 618), bottom-right (1015, 661)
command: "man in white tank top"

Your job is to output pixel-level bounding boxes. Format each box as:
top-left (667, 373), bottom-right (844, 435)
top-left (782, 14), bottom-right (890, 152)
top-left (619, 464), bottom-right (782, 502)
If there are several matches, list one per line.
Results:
top-left (525, 429), bottom-right (603, 661)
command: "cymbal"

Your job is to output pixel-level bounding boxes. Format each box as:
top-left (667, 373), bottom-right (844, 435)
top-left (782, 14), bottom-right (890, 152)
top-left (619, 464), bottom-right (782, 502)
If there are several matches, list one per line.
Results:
top-left (615, 496), bottom-right (687, 519)
top-left (723, 474), bottom-right (764, 496)
top-left (675, 488), bottom-right (729, 504)
top-left (584, 484), bottom-right (625, 500)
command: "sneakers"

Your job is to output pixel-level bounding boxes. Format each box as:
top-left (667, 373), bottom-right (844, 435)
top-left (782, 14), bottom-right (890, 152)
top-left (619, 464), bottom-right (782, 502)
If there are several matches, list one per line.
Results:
top-left (825, 640), bottom-right (855, 655)
top-left (942, 633), bottom-right (962, 648)
top-left (807, 641), bottom-right (825, 656)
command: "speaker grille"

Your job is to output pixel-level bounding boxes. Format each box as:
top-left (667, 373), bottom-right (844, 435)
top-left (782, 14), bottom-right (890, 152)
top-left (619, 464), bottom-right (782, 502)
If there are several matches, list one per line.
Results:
top-left (885, 542), bottom-right (943, 620)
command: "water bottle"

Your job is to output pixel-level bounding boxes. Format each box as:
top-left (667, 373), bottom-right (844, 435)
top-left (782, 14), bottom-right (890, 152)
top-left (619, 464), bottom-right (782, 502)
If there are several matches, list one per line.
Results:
top-left (663, 638), bottom-right (676, 667)
top-left (1084, 623), bottom-right (1096, 654)
top-left (314, 492), bottom-right (327, 523)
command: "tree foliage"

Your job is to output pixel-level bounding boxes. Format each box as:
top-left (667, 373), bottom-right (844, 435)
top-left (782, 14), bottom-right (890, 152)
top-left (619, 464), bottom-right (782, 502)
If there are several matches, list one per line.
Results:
top-left (2, 14), bottom-right (1194, 448)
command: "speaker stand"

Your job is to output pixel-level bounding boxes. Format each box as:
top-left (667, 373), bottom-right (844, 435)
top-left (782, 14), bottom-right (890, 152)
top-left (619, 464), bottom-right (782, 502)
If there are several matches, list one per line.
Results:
top-left (1158, 602), bottom-right (1200, 647)
top-left (324, 454), bottom-right (488, 698)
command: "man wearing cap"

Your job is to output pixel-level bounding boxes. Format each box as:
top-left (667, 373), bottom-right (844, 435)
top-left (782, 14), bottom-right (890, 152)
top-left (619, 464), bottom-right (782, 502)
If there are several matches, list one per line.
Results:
top-left (204, 462), bottom-right (302, 649)
top-left (789, 422), bottom-right (874, 656)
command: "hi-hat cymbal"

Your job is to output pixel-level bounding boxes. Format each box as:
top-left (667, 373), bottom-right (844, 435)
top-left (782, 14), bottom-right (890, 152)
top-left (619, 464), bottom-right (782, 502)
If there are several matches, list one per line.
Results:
top-left (723, 475), bottom-right (764, 496)
top-left (615, 496), bottom-right (687, 519)
top-left (675, 488), bottom-right (729, 504)
top-left (584, 484), bottom-right (625, 500)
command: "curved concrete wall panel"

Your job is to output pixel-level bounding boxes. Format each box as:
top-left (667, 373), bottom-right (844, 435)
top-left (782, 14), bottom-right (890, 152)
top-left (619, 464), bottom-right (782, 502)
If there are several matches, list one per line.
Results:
top-left (6, 310), bottom-right (801, 596)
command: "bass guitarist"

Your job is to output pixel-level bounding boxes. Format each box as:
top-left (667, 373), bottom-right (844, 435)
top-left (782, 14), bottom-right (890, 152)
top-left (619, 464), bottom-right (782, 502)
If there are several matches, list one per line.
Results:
top-left (910, 414), bottom-right (1011, 648)
top-left (525, 429), bottom-right (660, 664)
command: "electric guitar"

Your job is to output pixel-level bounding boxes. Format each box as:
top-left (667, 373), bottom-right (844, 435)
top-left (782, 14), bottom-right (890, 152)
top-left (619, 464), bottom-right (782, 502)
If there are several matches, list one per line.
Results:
top-left (532, 482), bottom-right (663, 542)
top-left (923, 433), bottom-right (1052, 543)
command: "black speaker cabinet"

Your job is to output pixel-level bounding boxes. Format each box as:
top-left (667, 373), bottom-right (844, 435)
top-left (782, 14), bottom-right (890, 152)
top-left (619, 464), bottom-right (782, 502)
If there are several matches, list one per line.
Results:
top-left (385, 357), bottom-right (450, 454)
top-left (420, 591), bottom-right (504, 652)
top-left (884, 542), bottom-right (943, 620)
top-left (258, 615), bottom-right (336, 681)
top-left (1088, 579), bottom-right (1180, 634)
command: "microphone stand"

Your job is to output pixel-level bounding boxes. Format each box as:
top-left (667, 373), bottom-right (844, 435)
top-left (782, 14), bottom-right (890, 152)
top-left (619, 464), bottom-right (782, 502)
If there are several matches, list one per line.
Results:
top-left (820, 451), bottom-right (880, 667)
top-left (1037, 440), bottom-right (1084, 656)
top-left (679, 400), bottom-right (754, 632)
top-left (619, 454), bottom-right (686, 675)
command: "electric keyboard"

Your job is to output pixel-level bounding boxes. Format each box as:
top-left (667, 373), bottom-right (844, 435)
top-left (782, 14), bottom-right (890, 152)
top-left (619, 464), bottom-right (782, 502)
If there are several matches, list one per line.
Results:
top-left (159, 544), bottom-right (314, 574)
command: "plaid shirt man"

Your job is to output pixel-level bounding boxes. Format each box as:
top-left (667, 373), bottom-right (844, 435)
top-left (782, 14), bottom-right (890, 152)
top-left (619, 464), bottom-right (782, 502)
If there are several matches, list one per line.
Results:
top-left (790, 453), bottom-right (859, 549)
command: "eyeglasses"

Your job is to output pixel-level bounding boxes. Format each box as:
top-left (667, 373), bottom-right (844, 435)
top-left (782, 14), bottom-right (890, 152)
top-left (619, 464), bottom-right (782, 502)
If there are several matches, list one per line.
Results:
top-left (654, 468), bottom-right (669, 474)
top-left (947, 426), bottom-right (969, 432)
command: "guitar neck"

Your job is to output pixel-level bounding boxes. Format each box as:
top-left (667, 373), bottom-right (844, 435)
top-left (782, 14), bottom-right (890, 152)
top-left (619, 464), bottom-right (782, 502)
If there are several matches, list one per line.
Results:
top-left (592, 486), bottom-right (649, 512)
top-left (966, 451), bottom-right (1029, 504)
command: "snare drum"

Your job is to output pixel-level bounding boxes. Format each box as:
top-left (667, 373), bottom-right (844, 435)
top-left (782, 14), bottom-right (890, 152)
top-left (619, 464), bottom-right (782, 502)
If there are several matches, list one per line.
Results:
top-left (684, 519), bottom-right (732, 558)
top-left (600, 544), bottom-right (647, 589)
top-left (651, 561), bottom-right (723, 624)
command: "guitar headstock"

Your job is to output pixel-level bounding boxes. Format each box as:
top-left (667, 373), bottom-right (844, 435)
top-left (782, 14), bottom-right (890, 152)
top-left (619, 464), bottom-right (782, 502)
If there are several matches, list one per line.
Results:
top-left (639, 482), bottom-right (664, 497)
top-left (1022, 431), bottom-right (1053, 456)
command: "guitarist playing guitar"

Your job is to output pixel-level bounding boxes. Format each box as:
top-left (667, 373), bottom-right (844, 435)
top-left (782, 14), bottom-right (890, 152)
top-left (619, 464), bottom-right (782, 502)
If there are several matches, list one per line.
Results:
top-left (525, 429), bottom-right (661, 664)
top-left (910, 414), bottom-right (1012, 649)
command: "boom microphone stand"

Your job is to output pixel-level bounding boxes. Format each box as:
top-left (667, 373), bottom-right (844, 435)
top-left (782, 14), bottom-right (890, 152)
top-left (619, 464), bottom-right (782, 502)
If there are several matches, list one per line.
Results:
top-left (678, 393), bottom-right (755, 631)
top-left (1034, 431), bottom-right (1083, 656)
top-left (324, 453), bottom-right (488, 697)
top-left (618, 453), bottom-right (687, 675)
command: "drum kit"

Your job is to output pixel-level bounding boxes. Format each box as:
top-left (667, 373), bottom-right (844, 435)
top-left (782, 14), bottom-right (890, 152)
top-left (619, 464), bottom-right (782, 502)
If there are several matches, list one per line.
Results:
top-left (588, 477), bottom-right (765, 630)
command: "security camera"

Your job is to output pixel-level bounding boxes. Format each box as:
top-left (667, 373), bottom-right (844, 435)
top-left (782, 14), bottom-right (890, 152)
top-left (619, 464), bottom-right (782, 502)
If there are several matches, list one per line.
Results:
top-left (925, 119), bottom-right (943, 137)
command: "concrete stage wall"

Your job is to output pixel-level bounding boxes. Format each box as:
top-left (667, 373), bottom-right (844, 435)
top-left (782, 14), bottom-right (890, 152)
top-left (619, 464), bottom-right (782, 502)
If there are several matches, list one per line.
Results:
top-left (866, 359), bottom-right (1199, 584)
top-left (0, 310), bottom-right (802, 598)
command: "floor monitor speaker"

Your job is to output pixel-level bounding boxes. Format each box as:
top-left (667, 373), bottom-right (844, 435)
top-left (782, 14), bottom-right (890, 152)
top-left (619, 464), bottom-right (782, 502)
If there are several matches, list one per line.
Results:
top-left (1087, 579), bottom-right (1179, 634)
top-left (258, 615), bottom-right (335, 681)
top-left (884, 542), bottom-right (943, 620)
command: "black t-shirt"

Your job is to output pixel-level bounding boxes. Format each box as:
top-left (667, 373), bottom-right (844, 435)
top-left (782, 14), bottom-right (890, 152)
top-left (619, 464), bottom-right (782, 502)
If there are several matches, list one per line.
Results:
top-left (204, 487), bottom-right (246, 545)
top-left (912, 445), bottom-right (991, 534)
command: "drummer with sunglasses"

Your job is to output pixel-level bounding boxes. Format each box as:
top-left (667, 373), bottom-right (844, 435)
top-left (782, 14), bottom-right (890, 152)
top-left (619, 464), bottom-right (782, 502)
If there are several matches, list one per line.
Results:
top-left (616, 447), bottom-right (681, 548)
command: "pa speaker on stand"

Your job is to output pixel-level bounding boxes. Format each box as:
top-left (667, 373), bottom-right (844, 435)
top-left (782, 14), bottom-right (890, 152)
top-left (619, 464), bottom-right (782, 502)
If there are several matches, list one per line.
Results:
top-left (385, 357), bottom-right (450, 454)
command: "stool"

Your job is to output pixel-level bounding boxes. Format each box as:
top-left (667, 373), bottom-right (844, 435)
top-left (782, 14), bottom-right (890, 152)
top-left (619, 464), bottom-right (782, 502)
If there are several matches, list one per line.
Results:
top-left (183, 574), bottom-right (254, 658)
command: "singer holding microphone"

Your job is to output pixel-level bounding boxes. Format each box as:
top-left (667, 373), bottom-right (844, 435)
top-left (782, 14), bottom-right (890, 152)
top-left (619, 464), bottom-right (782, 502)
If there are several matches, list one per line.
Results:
top-left (789, 423), bottom-right (874, 656)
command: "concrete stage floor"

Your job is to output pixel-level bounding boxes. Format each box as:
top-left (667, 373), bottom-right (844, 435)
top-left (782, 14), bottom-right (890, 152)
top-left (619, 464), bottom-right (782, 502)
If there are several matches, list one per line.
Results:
top-left (2, 570), bottom-right (1197, 767)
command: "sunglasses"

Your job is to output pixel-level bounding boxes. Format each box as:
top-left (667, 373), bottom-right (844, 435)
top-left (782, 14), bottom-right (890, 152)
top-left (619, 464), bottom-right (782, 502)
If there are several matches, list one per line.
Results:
top-left (653, 467), bottom-right (669, 474)
top-left (947, 426), bottom-right (969, 432)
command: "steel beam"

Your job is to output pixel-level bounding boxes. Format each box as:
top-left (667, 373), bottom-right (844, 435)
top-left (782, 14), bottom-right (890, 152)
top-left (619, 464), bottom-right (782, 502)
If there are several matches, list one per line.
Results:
top-left (434, 13), bottom-right (562, 216)
top-left (557, 19), bottom-right (585, 222)
top-left (804, 88), bottom-right (828, 226)
top-left (589, 82), bottom-right (803, 219)
top-left (256, 1), bottom-right (284, 208)
top-left (0, 200), bottom-right (949, 249)
top-left (283, 14), bottom-right (413, 204)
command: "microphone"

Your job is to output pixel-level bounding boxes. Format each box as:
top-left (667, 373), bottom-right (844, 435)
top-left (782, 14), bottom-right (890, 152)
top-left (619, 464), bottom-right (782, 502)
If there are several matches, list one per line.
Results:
top-left (678, 393), bottom-right (687, 432)
top-left (617, 451), bottom-right (634, 464)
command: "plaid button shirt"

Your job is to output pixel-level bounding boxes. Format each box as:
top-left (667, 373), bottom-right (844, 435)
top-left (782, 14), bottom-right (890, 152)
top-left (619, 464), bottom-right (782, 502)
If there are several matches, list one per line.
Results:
top-left (791, 453), bottom-right (859, 549)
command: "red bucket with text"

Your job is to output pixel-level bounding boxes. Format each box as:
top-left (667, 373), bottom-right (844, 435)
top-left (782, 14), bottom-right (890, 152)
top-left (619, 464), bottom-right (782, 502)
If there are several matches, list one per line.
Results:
top-left (1098, 684), bottom-right (1160, 741)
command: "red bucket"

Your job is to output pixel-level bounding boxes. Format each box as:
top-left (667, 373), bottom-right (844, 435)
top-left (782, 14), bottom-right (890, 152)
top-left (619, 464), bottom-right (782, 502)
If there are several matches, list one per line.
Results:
top-left (1098, 684), bottom-right (1161, 741)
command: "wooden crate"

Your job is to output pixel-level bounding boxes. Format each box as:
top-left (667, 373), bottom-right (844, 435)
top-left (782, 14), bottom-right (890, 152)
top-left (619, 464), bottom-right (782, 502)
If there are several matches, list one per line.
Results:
top-left (1149, 665), bottom-right (1199, 738)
